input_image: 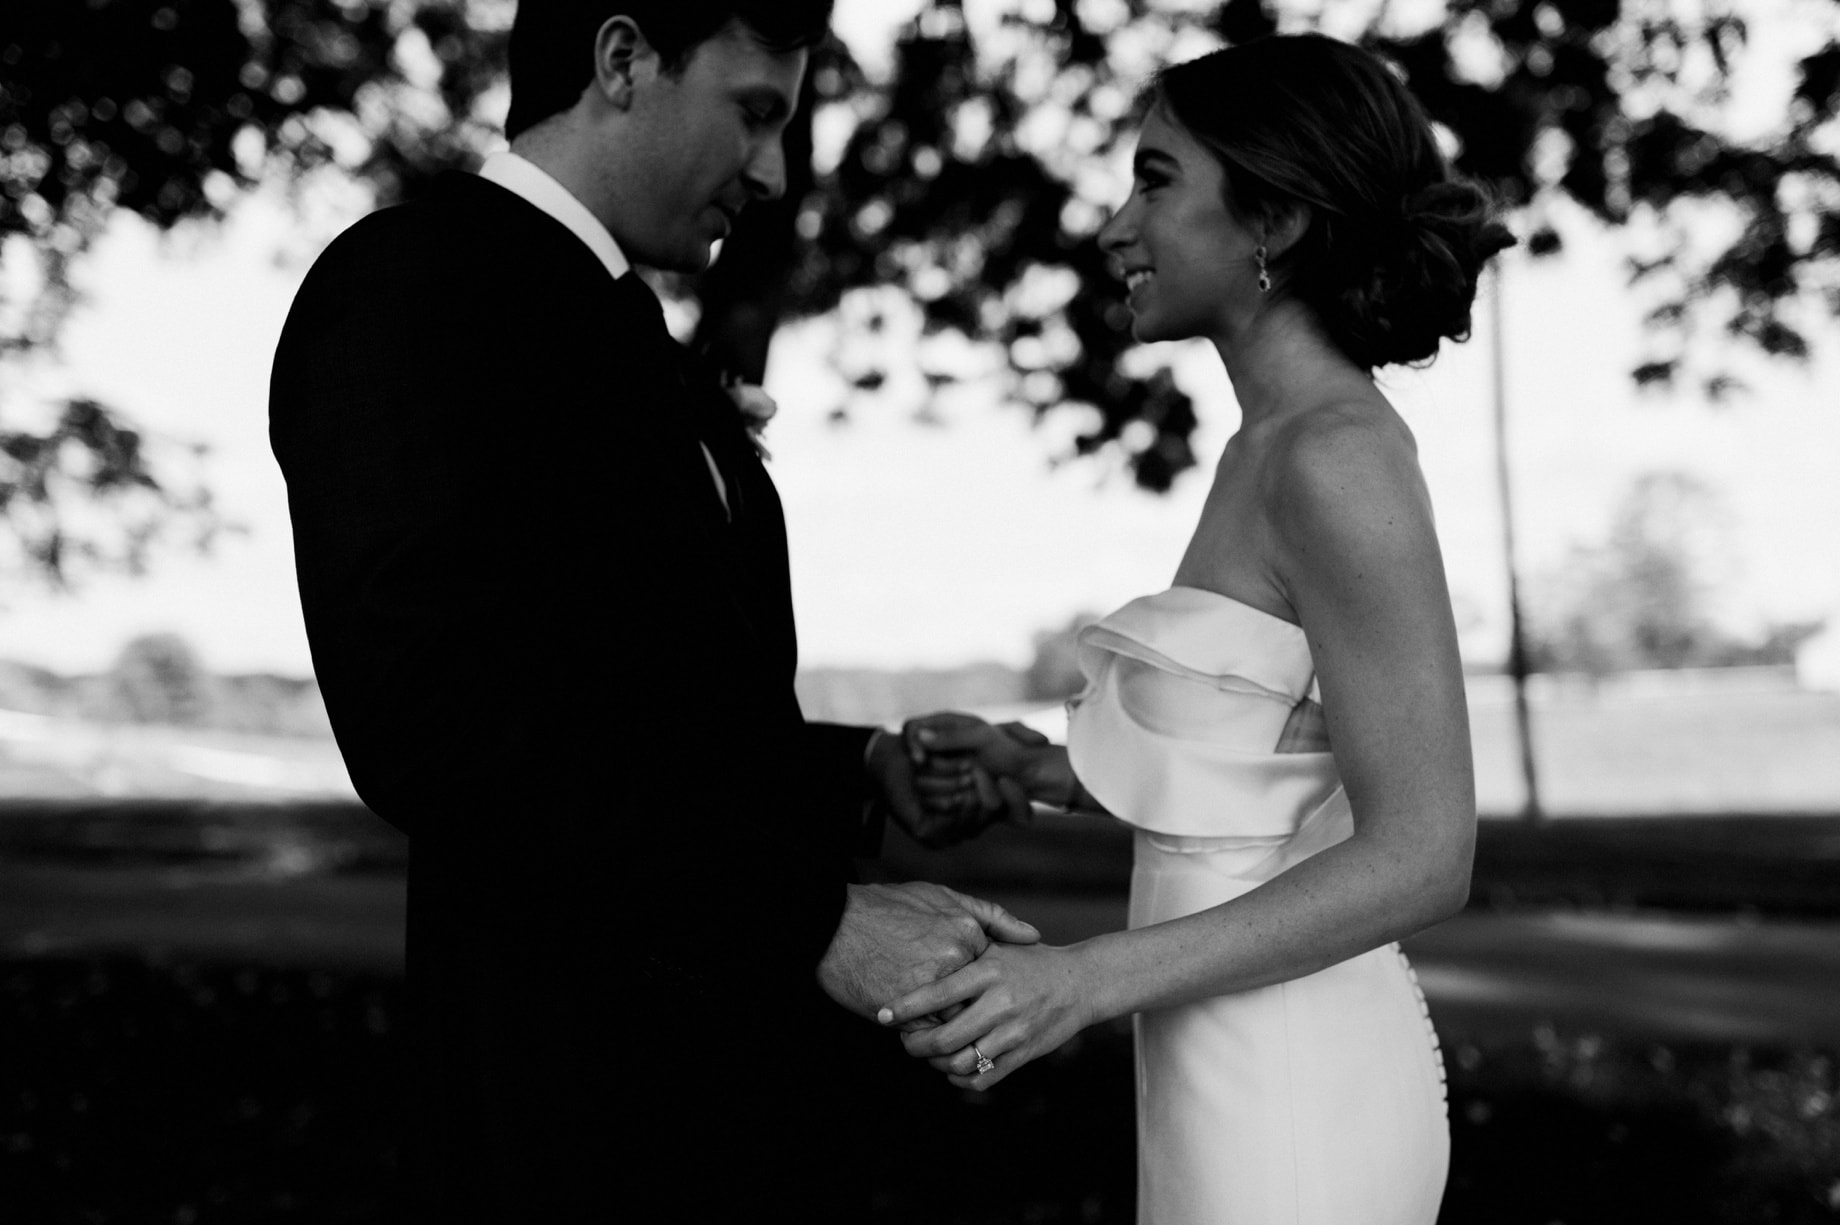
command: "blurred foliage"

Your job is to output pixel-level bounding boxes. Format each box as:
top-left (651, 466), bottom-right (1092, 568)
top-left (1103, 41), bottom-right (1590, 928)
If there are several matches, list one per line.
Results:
top-left (790, 609), bottom-right (1100, 723)
top-left (104, 630), bottom-right (218, 725)
top-left (779, 0), bottom-right (1840, 488)
top-left (0, 396), bottom-right (226, 585)
top-left (0, 0), bottom-right (507, 585)
top-left (1022, 608), bottom-right (1103, 701)
top-left (1527, 470), bottom-right (1827, 673)
top-left (2, 0), bottom-right (1838, 559)
top-left (0, 638), bottom-right (334, 735)
top-left (795, 659), bottom-right (1030, 726)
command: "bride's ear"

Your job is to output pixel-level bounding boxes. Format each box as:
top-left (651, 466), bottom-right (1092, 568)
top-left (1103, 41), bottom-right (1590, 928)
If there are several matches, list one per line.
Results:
top-left (592, 16), bottom-right (655, 110)
top-left (1265, 202), bottom-right (1313, 263)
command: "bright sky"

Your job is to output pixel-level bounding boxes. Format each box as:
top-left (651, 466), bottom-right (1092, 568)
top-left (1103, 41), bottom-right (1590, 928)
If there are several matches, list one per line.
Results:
top-left (1, 0), bottom-right (1836, 677)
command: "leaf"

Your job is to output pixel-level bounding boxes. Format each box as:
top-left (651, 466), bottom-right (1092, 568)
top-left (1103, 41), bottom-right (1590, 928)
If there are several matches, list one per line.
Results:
top-left (1213, 0), bottom-right (1278, 46)
top-left (1793, 44), bottom-right (1840, 120)
top-left (1701, 374), bottom-right (1746, 402)
top-left (1632, 359), bottom-right (1679, 387)
top-left (1526, 227), bottom-right (1563, 257)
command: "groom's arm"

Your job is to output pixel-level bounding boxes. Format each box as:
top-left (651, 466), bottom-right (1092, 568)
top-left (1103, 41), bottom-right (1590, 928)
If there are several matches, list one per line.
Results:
top-left (797, 720), bottom-right (884, 855)
top-left (270, 205), bottom-right (625, 837)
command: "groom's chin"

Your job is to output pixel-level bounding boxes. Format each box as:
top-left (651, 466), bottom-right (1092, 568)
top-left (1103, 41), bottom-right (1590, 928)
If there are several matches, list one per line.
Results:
top-left (659, 244), bottom-right (717, 275)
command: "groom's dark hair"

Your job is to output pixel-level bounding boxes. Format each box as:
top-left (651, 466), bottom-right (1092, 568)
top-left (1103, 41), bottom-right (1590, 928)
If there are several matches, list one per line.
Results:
top-left (506, 0), bottom-right (834, 140)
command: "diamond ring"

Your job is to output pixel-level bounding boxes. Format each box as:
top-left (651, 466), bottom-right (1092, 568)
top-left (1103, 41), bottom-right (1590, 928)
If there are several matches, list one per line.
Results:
top-left (972, 1043), bottom-right (996, 1075)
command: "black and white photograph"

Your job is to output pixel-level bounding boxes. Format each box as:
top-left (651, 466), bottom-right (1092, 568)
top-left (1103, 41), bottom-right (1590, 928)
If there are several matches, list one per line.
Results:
top-left (1, 0), bottom-right (1837, 1220)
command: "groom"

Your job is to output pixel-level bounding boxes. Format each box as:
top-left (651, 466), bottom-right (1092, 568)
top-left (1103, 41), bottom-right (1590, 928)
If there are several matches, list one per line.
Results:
top-left (269, 2), bottom-right (1034, 1220)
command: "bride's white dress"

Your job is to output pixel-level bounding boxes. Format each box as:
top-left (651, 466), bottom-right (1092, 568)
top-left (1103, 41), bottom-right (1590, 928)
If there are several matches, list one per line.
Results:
top-left (1064, 587), bottom-right (1449, 1225)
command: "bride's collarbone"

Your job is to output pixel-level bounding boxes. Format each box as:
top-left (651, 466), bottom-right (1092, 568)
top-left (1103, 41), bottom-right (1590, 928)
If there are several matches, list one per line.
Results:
top-left (1175, 435), bottom-right (1305, 617)
top-left (1173, 528), bottom-right (1296, 627)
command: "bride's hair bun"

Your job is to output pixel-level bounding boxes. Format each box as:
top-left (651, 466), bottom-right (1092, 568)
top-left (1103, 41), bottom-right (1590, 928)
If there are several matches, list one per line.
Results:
top-left (1153, 34), bottom-right (1518, 369)
top-left (1338, 181), bottom-right (1519, 368)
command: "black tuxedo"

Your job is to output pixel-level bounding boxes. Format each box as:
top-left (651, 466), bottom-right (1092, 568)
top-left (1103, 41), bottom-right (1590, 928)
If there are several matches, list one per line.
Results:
top-left (271, 172), bottom-right (881, 1221)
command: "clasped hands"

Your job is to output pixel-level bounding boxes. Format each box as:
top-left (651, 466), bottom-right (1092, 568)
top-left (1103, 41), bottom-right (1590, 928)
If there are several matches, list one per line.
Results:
top-left (829, 714), bottom-right (1093, 1090)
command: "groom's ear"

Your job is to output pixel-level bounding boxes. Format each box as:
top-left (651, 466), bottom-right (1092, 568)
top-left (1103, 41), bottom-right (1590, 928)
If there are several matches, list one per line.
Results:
top-left (591, 16), bottom-right (653, 110)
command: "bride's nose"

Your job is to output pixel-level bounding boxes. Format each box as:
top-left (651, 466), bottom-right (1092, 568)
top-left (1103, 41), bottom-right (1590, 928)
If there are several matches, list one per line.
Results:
top-left (1097, 200), bottom-right (1134, 255)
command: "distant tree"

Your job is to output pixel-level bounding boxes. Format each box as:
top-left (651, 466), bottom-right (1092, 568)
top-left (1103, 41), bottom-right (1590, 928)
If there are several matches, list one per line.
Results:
top-left (4, 0), bottom-right (1838, 564)
top-left (794, 661), bottom-right (1026, 725)
top-left (1720, 618), bottom-right (1827, 668)
top-left (1526, 470), bottom-right (1816, 674)
top-left (104, 630), bottom-right (218, 725)
top-left (214, 672), bottom-right (335, 736)
top-left (1024, 609), bottom-right (1102, 701)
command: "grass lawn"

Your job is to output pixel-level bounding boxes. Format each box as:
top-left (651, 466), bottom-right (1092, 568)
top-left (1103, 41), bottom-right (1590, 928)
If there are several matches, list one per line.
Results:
top-left (1467, 683), bottom-right (1840, 815)
top-left (1, 956), bottom-right (1834, 1224)
top-left (0, 669), bottom-right (1836, 1223)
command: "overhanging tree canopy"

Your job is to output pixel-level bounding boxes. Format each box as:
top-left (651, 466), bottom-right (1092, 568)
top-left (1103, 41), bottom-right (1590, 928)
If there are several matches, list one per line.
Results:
top-left (3, 0), bottom-right (1836, 576)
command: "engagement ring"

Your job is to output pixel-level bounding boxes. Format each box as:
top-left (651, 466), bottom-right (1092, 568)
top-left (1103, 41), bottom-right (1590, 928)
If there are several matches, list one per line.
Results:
top-left (972, 1044), bottom-right (996, 1075)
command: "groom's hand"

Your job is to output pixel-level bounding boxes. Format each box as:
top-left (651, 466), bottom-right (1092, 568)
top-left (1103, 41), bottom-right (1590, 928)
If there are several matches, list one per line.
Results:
top-left (817, 882), bottom-right (1039, 1022)
top-left (868, 723), bottom-right (1027, 849)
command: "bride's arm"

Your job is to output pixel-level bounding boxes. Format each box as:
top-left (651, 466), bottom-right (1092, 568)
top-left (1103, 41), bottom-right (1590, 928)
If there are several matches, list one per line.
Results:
top-left (885, 415), bottom-right (1476, 1086)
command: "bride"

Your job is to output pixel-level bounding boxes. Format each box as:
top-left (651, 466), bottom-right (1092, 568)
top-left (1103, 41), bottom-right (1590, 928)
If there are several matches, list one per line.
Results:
top-left (880, 33), bottom-right (1515, 1224)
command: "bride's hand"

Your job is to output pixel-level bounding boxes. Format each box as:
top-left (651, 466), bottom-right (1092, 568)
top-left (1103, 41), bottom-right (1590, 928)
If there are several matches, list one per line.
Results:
top-left (903, 714), bottom-right (1059, 816)
top-left (869, 720), bottom-right (1029, 848)
top-left (905, 713), bottom-right (1046, 778)
top-left (877, 941), bottom-right (1094, 1090)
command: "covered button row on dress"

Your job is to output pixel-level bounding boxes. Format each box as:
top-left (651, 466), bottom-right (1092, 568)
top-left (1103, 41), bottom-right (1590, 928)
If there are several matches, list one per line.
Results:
top-left (1394, 944), bottom-right (1449, 1096)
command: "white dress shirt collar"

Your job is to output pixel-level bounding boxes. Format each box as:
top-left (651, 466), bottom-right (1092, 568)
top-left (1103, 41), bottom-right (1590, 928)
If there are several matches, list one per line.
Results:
top-left (477, 150), bottom-right (631, 282)
top-left (480, 151), bottom-right (731, 518)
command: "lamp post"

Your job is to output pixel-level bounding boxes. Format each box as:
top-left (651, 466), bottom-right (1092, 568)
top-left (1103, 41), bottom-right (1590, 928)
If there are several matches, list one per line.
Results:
top-left (1491, 258), bottom-right (1544, 824)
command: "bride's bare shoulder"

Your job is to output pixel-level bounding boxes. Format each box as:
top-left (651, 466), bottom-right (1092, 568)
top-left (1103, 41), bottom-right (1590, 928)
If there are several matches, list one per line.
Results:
top-left (1258, 396), bottom-right (1433, 549)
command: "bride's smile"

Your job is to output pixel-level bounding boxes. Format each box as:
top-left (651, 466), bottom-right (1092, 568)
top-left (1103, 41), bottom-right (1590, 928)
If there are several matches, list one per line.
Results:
top-left (1100, 106), bottom-right (1271, 347)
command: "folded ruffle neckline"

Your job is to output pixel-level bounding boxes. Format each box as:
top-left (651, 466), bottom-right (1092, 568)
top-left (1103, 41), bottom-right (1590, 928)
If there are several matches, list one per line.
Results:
top-left (1076, 586), bottom-right (1317, 706)
top-left (1066, 587), bottom-right (1343, 842)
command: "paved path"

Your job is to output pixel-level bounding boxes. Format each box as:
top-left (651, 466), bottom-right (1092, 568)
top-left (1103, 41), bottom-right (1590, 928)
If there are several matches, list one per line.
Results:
top-left (2, 860), bottom-right (1836, 1048)
top-left (977, 890), bottom-right (1840, 1047)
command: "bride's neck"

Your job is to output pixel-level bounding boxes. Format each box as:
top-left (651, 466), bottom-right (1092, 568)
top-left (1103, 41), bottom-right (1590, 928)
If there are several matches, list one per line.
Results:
top-left (1212, 302), bottom-right (1367, 429)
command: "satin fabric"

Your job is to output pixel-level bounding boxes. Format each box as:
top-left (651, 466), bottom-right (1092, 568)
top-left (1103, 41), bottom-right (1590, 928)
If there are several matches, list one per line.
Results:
top-left (1067, 587), bottom-right (1449, 1224)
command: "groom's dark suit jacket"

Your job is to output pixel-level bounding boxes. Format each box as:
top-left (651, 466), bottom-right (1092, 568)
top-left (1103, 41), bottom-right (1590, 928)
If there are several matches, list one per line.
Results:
top-left (271, 172), bottom-right (881, 1221)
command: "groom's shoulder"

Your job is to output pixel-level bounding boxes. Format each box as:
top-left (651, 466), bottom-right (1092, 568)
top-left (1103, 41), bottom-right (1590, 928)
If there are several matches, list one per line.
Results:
top-left (301, 171), bottom-right (615, 315)
top-left (307, 172), bottom-right (493, 280)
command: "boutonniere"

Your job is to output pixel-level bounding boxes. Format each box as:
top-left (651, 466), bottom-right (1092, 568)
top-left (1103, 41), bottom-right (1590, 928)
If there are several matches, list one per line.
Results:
top-left (721, 376), bottom-right (778, 461)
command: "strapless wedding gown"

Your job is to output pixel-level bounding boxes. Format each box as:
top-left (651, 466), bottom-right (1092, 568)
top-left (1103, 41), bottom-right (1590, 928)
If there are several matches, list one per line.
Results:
top-left (1065, 587), bottom-right (1449, 1225)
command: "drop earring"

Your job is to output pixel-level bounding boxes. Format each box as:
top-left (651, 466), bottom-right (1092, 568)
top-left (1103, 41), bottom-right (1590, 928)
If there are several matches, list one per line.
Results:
top-left (1255, 244), bottom-right (1272, 293)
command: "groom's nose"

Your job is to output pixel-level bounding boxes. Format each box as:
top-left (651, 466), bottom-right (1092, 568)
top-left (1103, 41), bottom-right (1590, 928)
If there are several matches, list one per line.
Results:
top-left (743, 138), bottom-right (789, 202)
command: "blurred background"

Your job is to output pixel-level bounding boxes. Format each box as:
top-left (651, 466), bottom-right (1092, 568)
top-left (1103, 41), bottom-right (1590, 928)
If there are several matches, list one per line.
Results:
top-left (1, 0), bottom-right (1837, 1221)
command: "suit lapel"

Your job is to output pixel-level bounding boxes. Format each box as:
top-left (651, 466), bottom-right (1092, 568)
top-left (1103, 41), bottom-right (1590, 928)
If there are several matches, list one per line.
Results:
top-left (609, 274), bottom-right (797, 683)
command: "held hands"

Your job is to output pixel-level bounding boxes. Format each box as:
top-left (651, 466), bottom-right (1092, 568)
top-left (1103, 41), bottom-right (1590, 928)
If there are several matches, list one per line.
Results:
top-left (900, 713), bottom-right (1066, 838)
top-left (877, 940), bottom-right (1095, 1091)
top-left (867, 715), bottom-right (1032, 849)
top-left (816, 882), bottom-right (1040, 1023)
top-left (857, 714), bottom-right (1089, 1088)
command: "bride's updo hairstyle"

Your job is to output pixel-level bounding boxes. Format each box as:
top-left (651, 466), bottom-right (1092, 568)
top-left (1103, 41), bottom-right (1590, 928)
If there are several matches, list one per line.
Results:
top-left (1152, 34), bottom-right (1517, 369)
